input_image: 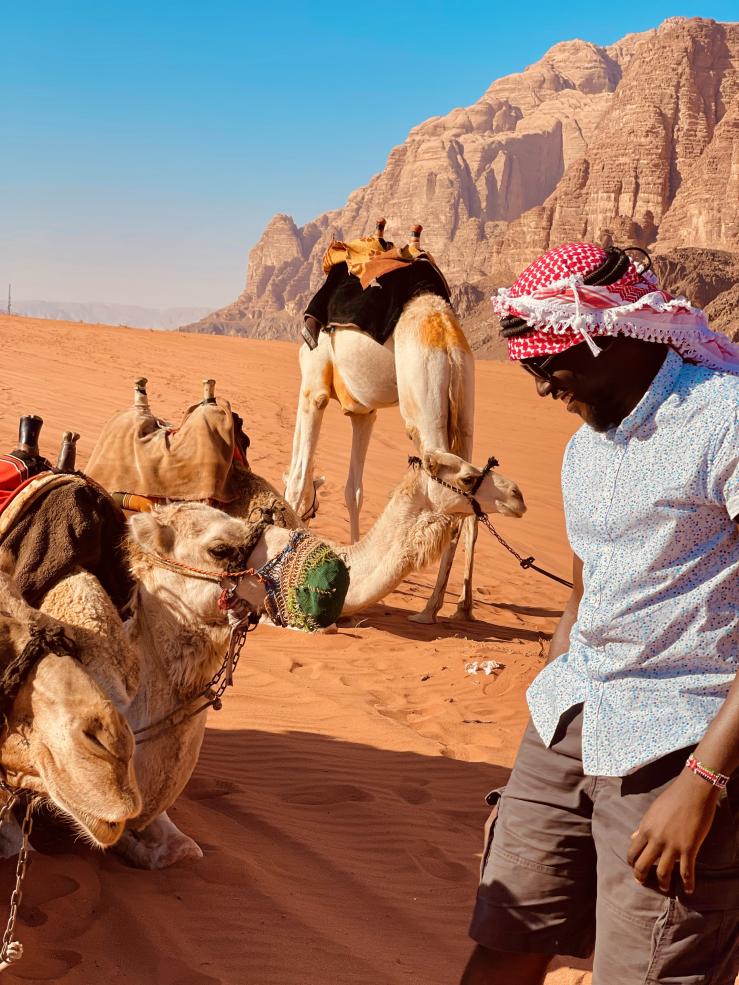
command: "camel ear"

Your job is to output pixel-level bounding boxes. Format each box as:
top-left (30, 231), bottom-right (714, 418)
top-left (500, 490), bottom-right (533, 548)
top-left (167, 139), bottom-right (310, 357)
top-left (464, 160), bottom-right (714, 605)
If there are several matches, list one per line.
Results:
top-left (128, 511), bottom-right (175, 554)
top-left (421, 451), bottom-right (443, 477)
top-left (314, 476), bottom-right (326, 490)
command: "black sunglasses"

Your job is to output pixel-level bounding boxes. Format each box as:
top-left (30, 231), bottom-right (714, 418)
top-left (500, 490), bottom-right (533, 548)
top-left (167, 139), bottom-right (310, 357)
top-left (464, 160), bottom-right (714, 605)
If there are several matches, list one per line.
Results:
top-left (520, 352), bottom-right (561, 383)
top-left (520, 337), bottom-right (617, 383)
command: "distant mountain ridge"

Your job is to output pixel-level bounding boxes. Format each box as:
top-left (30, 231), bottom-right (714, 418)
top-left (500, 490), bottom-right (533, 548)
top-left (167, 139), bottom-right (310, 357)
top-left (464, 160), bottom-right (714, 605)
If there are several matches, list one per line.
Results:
top-left (17, 300), bottom-right (212, 330)
top-left (183, 16), bottom-right (739, 351)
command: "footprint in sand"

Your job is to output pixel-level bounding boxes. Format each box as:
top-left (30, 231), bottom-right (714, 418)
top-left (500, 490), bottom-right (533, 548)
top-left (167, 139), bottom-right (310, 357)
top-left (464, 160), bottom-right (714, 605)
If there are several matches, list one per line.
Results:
top-left (18, 873), bottom-right (80, 927)
top-left (393, 785), bottom-right (432, 805)
top-left (281, 783), bottom-right (375, 806)
top-left (409, 843), bottom-right (469, 882)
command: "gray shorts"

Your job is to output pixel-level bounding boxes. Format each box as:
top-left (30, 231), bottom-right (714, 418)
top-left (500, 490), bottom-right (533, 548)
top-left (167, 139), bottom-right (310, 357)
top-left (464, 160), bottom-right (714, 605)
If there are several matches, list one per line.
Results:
top-left (470, 706), bottom-right (739, 984)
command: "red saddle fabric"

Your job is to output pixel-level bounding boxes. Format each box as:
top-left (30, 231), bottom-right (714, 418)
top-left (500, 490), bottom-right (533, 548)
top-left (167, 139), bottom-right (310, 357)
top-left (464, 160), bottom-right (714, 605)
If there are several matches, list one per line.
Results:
top-left (0, 456), bottom-right (37, 515)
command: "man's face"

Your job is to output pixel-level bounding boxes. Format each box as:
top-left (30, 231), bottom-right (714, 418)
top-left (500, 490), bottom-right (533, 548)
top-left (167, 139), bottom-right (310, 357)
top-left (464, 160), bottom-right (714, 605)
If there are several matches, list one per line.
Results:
top-left (521, 339), bottom-right (624, 432)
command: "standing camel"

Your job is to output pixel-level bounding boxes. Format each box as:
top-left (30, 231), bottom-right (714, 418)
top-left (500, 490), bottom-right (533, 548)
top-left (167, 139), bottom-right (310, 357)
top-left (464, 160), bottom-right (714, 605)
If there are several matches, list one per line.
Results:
top-left (285, 234), bottom-right (477, 623)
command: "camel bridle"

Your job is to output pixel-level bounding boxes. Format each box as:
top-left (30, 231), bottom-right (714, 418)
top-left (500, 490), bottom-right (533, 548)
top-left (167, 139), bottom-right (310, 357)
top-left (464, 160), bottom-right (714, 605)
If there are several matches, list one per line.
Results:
top-left (407, 454), bottom-right (498, 519)
top-left (408, 456), bottom-right (574, 590)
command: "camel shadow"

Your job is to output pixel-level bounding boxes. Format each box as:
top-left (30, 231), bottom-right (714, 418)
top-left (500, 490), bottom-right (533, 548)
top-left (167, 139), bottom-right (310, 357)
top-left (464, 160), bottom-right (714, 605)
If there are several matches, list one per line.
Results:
top-left (344, 600), bottom-right (551, 644)
top-left (8, 726), bottom-right (595, 984)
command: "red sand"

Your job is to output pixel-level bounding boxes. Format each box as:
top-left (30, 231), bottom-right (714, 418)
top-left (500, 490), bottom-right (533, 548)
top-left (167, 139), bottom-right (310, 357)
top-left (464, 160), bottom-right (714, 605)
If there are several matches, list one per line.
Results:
top-left (0, 315), bottom-right (594, 984)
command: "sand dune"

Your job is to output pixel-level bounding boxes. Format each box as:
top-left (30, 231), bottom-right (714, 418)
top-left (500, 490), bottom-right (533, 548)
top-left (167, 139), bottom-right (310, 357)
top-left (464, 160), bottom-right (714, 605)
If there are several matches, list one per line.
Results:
top-left (0, 315), bottom-right (591, 985)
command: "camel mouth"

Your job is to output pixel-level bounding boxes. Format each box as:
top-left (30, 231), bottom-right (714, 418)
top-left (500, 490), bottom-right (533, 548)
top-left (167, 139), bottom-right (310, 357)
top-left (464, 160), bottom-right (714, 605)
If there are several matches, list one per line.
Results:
top-left (56, 799), bottom-right (129, 847)
top-left (81, 815), bottom-right (127, 847)
top-left (497, 500), bottom-right (526, 518)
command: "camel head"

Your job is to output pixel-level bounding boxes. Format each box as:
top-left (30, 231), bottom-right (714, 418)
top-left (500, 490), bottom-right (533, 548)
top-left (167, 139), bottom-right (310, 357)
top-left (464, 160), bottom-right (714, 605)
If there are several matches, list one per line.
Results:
top-left (0, 613), bottom-right (141, 848)
top-left (127, 501), bottom-right (268, 619)
top-left (417, 451), bottom-right (526, 518)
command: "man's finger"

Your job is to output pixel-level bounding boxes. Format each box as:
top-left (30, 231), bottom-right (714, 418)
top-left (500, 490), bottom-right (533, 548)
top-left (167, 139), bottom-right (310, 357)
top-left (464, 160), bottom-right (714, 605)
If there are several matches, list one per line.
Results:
top-left (627, 829), bottom-right (649, 868)
top-left (680, 853), bottom-right (697, 895)
top-left (655, 850), bottom-right (677, 893)
top-left (632, 842), bottom-right (662, 884)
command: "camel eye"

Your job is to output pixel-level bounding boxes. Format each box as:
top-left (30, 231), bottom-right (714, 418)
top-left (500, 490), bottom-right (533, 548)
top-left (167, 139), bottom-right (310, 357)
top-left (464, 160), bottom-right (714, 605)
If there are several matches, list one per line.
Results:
top-left (208, 544), bottom-right (234, 560)
top-left (459, 473), bottom-right (478, 487)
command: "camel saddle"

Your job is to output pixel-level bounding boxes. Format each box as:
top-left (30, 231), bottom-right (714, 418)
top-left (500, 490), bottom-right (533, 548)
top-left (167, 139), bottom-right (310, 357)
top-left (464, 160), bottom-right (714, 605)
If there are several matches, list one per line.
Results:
top-left (86, 398), bottom-right (247, 505)
top-left (305, 242), bottom-right (451, 346)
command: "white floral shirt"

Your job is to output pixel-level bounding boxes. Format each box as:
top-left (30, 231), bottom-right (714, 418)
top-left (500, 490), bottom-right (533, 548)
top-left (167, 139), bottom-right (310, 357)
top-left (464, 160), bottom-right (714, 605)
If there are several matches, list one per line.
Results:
top-left (527, 350), bottom-right (739, 776)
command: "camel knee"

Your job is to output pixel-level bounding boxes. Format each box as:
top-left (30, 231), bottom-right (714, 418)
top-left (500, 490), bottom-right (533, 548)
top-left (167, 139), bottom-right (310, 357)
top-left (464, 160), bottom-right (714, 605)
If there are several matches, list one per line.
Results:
top-left (313, 391), bottom-right (329, 411)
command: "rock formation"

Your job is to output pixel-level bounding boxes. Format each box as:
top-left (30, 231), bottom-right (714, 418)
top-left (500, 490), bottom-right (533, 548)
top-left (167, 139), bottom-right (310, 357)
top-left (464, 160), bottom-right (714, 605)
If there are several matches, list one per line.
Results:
top-left (184, 17), bottom-right (739, 352)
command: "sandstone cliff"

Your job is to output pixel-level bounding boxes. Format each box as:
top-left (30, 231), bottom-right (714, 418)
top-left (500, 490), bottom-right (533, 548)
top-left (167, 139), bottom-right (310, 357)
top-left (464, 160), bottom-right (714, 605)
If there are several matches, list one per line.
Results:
top-left (184, 17), bottom-right (739, 352)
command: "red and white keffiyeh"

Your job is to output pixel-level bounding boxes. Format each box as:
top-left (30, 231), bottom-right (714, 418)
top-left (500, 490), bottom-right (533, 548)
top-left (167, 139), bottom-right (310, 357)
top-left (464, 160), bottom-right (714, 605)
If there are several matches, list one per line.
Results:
top-left (493, 242), bottom-right (739, 372)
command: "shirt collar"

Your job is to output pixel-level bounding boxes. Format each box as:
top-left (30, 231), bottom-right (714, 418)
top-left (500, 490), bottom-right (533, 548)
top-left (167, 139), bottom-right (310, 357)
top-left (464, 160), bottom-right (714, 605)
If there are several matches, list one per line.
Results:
top-left (605, 349), bottom-right (683, 442)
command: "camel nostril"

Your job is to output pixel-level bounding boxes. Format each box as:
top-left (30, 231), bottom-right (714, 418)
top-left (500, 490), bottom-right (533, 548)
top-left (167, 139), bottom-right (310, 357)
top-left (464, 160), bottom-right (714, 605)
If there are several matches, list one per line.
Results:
top-left (83, 727), bottom-right (111, 755)
top-left (82, 720), bottom-right (130, 763)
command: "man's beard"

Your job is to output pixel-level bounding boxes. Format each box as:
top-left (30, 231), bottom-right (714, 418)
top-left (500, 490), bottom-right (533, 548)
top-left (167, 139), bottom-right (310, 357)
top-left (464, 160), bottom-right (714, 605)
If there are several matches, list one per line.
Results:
top-left (584, 401), bottom-right (621, 432)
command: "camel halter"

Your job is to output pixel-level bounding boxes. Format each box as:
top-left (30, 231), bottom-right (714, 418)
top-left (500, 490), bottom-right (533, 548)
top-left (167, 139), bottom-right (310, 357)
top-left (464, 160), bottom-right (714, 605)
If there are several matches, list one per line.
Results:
top-left (131, 554), bottom-right (262, 744)
top-left (408, 456), bottom-right (574, 590)
top-left (0, 626), bottom-right (79, 719)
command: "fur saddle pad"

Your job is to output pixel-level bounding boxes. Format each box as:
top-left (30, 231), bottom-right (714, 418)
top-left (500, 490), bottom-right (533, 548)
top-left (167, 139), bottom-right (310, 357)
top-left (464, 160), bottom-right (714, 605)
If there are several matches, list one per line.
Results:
top-left (0, 472), bottom-right (133, 614)
top-left (87, 398), bottom-right (246, 504)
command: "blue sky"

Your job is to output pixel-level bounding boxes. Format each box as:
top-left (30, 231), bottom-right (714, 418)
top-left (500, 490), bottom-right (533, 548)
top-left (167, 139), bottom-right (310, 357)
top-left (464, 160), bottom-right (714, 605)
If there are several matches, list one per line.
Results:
top-left (1, 1), bottom-right (736, 309)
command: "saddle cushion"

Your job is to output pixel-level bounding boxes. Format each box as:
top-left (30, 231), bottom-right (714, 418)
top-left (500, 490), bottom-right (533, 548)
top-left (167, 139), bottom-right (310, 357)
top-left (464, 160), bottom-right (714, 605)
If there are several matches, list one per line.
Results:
top-left (86, 398), bottom-right (242, 503)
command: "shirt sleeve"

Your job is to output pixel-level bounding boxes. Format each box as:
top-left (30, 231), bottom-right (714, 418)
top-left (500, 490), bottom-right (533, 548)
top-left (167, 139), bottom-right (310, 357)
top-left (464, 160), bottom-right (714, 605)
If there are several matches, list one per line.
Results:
top-left (709, 406), bottom-right (739, 521)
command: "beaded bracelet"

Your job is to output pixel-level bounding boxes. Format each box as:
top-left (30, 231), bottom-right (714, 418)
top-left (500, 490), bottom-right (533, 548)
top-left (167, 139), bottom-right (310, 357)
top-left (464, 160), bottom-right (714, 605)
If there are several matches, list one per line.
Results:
top-left (686, 755), bottom-right (730, 790)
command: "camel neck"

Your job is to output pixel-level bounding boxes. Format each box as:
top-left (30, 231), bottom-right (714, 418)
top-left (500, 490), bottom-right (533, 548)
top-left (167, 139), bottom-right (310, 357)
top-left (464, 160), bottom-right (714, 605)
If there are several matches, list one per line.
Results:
top-left (339, 481), bottom-right (455, 614)
top-left (129, 584), bottom-right (228, 699)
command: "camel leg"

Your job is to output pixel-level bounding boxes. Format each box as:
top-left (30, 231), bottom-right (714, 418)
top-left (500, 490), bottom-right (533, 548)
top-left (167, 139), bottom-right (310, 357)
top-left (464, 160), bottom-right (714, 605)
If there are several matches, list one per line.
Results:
top-left (395, 309), bottom-right (477, 623)
top-left (114, 810), bottom-right (202, 869)
top-left (408, 518), bottom-right (463, 624)
top-left (450, 515), bottom-right (478, 621)
top-left (284, 341), bottom-right (332, 522)
top-left (345, 411), bottom-right (376, 543)
top-left (284, 391), bottom-right (328, 524)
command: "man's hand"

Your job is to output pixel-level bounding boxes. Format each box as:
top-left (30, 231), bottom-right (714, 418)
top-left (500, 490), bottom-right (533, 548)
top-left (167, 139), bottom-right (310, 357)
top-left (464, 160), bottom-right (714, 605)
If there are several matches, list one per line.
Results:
top-left (627, 770), bottom-right (721, 894)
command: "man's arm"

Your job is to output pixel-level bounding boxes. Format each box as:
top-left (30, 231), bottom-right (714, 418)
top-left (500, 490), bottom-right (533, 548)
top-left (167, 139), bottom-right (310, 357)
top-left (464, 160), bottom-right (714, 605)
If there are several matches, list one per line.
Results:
top-left (546, 553), bottom-right (583, 665)
top-left (628, 673), bottom-right (739, 894)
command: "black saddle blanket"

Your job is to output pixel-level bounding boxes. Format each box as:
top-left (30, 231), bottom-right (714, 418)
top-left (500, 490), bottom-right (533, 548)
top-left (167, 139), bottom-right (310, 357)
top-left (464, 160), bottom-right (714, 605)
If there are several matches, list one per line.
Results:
top-left (305, 257), bottom-right (450, 345)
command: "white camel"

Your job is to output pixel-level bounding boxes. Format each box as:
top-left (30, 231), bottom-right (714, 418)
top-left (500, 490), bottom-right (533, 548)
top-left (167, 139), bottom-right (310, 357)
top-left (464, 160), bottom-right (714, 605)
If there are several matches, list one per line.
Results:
top-left (285, 291), bottom-right (478, 624)
top-left (250, 450), bottom-right (524, 617)
top-left (38, 502), bottom-right (277, 869)
top-left (0, 567), bottom-right (141, 856)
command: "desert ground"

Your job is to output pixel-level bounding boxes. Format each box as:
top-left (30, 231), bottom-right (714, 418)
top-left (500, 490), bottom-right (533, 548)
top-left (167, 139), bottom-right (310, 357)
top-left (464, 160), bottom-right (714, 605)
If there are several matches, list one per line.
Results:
top-left (0, 314), bottom-right (590, 985)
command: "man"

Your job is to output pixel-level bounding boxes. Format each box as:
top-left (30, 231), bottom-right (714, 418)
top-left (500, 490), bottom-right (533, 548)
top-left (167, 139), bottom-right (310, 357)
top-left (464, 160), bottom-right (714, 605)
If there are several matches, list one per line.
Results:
top-left (461, 242), bottom-right (739, 984)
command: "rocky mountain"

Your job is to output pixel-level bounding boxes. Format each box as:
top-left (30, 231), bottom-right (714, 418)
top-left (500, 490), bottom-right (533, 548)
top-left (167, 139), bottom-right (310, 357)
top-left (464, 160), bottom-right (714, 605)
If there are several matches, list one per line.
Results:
top-left (18, 300), bottom-right (212, 330)
top-left (184, 17), bottom-right (739, 350)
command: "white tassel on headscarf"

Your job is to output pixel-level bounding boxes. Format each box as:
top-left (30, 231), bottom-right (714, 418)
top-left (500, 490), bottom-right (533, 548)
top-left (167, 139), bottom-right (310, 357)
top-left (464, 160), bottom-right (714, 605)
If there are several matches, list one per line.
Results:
top-left (569, 275), bottom-right (601, 357)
